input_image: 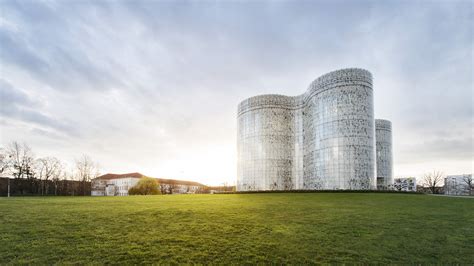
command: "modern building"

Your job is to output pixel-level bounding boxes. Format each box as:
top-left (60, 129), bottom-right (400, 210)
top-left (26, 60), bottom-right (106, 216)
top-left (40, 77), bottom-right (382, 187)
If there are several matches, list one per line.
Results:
top-left (91, 172), bottom-right (207, 196)
top-left (444, 174), bottom-right (472, 196)
top-left (376, 119), bottom-right (393, 190)
top-left (237, 68), bottom-right (393, 191)
top-left (391, 177), bottom-right (417, 192)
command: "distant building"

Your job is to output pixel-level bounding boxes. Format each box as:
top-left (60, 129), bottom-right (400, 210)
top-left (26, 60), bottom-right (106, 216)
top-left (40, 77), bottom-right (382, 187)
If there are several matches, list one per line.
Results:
top-left (376, 120), bottom-right (393, 190)
top-left (91, 172), bottom-right (207, 196)
top-left (391, 177), bottom-right (417, 192)
top-left (444, 174), bottom-right (472, 196)
top-left (157, 178), bottom-right (206, 194)
top-left (91, 173), bottom-right (142, 196)
top-left (207, 185), bottom-right (236, 193)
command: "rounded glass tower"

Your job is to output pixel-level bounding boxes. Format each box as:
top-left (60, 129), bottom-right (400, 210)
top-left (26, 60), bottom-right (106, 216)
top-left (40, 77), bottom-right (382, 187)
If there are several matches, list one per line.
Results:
top-left (237, 68), bottom-right (383, 191)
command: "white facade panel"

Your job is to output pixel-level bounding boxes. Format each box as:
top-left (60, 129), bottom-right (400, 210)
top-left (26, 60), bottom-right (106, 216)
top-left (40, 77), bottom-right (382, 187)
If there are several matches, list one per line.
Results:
top-left (376, 119), bottom-right (393, 190)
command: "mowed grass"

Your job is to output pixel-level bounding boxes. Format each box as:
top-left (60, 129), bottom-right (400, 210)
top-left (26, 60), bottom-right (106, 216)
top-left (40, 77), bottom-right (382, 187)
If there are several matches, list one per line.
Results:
top-left (0, 193), bottom-right (473, 264)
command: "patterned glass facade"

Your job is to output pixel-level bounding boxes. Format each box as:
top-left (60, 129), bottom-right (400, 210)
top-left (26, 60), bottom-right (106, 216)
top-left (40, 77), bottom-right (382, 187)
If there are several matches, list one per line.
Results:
top-left (237, 68), bottom-right (392, 191)
top-left (375, 119), bottom-right (393, 189)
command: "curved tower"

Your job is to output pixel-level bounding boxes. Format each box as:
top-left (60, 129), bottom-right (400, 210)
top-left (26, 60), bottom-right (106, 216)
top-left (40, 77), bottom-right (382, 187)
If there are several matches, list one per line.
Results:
top-left (237, 68), bottom-right (378, 191)
top-left (237, 95), bottom-right (297, 191)
top-left (375, 119), bottom-right (393, 189)
top-left (302, 69), bottom-right (375, 190)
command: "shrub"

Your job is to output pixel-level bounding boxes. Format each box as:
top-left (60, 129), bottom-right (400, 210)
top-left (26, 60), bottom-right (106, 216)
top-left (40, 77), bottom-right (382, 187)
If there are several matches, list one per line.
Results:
top-left (128, 177), bottom-right (161, 195)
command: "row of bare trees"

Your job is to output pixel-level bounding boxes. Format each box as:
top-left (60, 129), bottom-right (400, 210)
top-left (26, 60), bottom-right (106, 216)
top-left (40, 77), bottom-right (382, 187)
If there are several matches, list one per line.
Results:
top-left (463, 175), bottom-right (474, 196)
top-left (422, 170), bottom-right (473, 195)
top-left (0, 141), bottom-right (100, 196)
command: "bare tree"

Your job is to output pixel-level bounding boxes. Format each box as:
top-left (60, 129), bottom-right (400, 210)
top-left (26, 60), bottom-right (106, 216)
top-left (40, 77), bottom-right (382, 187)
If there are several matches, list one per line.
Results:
top-left (8, 142), bottom-right (35, 179)
top-left (462, 174), bottom-right (473, 196)
top-left (36, 157), bottom-right (63, 195)
top-left (0, 147), bottom-right (11, 174)
top-left (51, 169), bottom-right (66, 196)
top-left (75, 155), bottom-right (100, 196)
top-left (58, 168), bottom-right (74, 196)
top-left (7, 142), bottom-right (36, 194)
top-left (423, 170), bottom-right (444, 194)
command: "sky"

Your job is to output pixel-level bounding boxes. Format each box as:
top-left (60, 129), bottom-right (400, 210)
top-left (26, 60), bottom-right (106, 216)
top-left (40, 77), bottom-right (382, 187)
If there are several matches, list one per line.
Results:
top-left (0, 0), bottom-right (472, 185)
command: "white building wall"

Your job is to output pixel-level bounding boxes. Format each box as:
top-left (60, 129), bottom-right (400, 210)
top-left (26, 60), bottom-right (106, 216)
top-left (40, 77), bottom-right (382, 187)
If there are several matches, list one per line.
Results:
top-left (104, 177), bottom-right (140, 196)
top-left (91, 179), bottom-right (107, 196)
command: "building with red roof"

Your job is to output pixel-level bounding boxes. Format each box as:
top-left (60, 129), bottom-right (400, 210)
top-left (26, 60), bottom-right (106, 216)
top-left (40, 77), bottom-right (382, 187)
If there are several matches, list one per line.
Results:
top-left (91, 172), bottom-right (207, 196)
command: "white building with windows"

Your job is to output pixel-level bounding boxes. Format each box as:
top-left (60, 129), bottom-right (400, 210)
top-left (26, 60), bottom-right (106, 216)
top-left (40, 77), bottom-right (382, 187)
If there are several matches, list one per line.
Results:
top-left (106, 177), bottom-right (141, 196)
top-left (91, 173), bottom-right (142, 196)
top-left (91, 172), bottom-right (206, 196)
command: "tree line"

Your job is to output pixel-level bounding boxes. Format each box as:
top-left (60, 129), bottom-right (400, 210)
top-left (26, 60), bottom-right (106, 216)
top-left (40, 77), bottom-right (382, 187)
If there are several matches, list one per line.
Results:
top-left (0, 141), bottom-right (100, 196)
top-left (391, 170), bottom-right (473, 195)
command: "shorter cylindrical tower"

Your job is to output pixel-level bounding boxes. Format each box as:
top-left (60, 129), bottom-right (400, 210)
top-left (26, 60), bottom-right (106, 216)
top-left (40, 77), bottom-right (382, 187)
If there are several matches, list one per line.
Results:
top-left (237, 95), bottom-right (295, 191)
top-left (375, 119), bottom-right (393, 189)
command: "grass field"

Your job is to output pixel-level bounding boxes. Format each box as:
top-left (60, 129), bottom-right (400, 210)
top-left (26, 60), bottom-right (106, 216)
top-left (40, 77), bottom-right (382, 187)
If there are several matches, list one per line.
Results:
top-left (0, 193), bottom-right (473, 264)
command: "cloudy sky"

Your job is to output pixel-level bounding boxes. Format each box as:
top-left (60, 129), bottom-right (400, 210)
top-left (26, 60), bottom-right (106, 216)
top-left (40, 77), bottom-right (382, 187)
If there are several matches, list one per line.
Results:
top-left (0, 0), bottom-right (472, 185)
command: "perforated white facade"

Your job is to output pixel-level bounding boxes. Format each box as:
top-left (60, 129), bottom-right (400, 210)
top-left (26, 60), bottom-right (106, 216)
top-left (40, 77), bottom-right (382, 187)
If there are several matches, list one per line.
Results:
top-left (237, 68), bottom-right (393, 191)
top-left (376, 119), bottom-right (393, 190)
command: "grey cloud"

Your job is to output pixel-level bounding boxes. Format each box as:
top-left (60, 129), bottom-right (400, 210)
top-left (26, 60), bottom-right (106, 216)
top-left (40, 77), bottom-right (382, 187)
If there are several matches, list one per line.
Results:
top-left (399, 137), bottom-right (473, 164)
top-left (0, 0), bottom-right (472, 182)
top-left (1, 2), bottom-right (125, 93)
top-left (0, 29), bottom-right (50, 74)
top-left (0, 79), bottom-right (35, 107)
top-left (0, 79), bottom-right (77, 136)
top-left (30, 127), bottom-right (65, 140)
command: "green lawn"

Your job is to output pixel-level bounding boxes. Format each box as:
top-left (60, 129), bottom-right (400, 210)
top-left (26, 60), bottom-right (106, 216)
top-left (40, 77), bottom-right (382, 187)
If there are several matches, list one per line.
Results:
top-left (0, 193), bottom-right (473, 264)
